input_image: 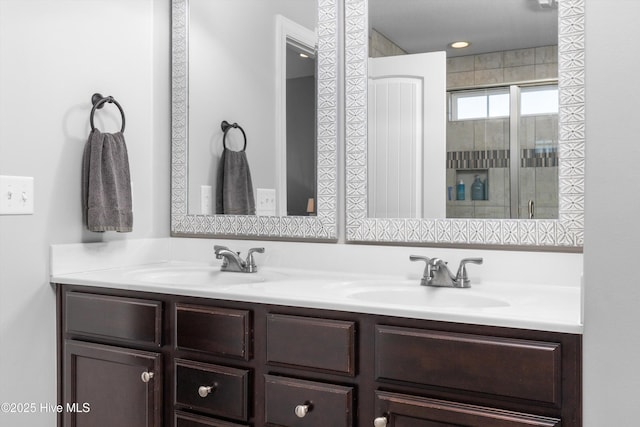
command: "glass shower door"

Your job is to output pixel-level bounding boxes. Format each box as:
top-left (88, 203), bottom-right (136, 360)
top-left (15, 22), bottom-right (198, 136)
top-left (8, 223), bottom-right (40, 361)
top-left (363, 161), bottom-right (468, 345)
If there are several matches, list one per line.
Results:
top-left (446, 83), bottom-right (559, 219)
top-left (516, 85), bottom-right (559, 219)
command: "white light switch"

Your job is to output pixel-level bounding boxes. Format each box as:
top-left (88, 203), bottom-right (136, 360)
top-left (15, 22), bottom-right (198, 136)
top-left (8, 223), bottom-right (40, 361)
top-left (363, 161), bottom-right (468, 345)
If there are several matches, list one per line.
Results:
top-left (256, 188), bottom-right (276, 216)
top-left (0, 175), bottom-right (34, 215)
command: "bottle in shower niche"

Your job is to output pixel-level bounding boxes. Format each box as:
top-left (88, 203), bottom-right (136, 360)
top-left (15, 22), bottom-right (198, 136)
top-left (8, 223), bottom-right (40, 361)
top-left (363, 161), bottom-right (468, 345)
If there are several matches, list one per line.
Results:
top-left (471, 175), bottom-right (485, 200)
top-left (456, 179), bottom-right (465, 200)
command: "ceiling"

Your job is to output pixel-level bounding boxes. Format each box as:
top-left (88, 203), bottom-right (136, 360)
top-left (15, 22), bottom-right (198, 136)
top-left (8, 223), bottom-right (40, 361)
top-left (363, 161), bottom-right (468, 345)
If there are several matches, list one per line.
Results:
top-left (369, 0), bottom-right (558, 57)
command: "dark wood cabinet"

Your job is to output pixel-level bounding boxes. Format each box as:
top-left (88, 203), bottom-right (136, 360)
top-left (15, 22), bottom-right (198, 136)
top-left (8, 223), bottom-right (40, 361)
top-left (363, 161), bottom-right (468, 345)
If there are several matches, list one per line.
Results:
top-left (374, 391), bottom-right (561, 427)
top-left (375, 325), bottom-right (562, 405)
top-left (175, 358), bottom-right (250, 421)
top-left (56, 284), bottom-right (581, 427)
top-left (266, 313), bottom-right (356, 376)
top-left (264, 375), bottom-right (354, 427)
top-left (63, 340), bottom-right (162, 427)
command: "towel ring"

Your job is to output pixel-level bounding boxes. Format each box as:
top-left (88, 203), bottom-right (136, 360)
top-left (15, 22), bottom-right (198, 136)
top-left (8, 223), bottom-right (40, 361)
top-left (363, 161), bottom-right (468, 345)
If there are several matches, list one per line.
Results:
top-left (221, 120), bottom-right (247, 151)
top-left (90, 93), bottom-right (126, 133)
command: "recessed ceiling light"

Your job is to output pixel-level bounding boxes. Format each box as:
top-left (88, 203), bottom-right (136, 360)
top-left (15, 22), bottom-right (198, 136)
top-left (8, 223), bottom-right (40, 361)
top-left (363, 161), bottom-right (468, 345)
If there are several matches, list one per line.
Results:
top-left (450, 41), bottom-right (471, 49)
top-left (299, 53), bottom-right (309, 59)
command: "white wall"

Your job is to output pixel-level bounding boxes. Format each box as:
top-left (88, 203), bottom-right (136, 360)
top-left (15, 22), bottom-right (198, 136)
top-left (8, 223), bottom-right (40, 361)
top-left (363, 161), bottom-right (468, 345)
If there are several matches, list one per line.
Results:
top-left (0, 0), bottom-right (170, 425)
top-left (583, 0), bottom-right (640, 424)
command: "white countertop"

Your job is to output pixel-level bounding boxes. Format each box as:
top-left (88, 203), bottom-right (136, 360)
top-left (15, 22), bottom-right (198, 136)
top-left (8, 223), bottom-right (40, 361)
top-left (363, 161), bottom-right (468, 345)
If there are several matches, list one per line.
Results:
top-left (51, 257), bottom-right (583, 334)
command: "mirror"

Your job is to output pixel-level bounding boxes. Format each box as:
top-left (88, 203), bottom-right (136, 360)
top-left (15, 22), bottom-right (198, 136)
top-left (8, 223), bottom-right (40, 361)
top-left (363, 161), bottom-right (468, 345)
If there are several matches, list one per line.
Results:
top-left (345, 0), bottom-right (585, 247)
top-left (171, 0), bottom-right (338, 239)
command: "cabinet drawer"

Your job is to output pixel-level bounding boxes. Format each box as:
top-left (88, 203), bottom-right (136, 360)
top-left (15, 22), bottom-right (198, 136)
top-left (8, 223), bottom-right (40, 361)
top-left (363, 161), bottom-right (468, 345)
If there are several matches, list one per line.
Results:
top-left (175, 303), bottom-right (251, 360)
top-left (264, 375), bottom-right (353, 427)
top-left (266, 313), bottom-right (356, 376)
top-left (175, 359), bottom-right (250, 421)
top-left (375, 325), bottom-right (561, 405)
top-left (175, 409), bottom-right (247, 427)
top-left (65, 292), bottom-right (162, 346)
top-left (375, 390), bottom-right (561, 427)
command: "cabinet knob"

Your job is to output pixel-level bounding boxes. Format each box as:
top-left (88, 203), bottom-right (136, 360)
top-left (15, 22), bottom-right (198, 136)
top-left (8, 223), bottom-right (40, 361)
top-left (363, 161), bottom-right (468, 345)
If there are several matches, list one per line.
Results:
top-left (140, 371), bottom-right (154, 383)
top-left (294, 404), bottom-right (310, 418)
top-left (198, 385), bottom-right (214, 398)
top-left (374, 416), bottom-right (388, 427)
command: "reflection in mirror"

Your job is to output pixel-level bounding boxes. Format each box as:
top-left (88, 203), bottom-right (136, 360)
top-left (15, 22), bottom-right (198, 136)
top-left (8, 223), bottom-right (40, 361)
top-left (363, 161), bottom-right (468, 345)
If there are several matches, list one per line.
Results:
top-left (367, 0), bottom-right (559, 220)
top-left (187, 0), bottom-right (316, 217)
top-left (344, 0), bottom-right (585, 247)
top-left (171, 0), bottom-right (338, 239)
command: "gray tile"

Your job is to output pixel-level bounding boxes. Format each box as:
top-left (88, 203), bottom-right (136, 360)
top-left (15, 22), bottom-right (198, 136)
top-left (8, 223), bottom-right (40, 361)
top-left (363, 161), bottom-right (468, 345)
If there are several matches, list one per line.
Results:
top-left (447, 71), bottom-right (475, 89)
top-left (535, 45), bottom-right (558, 64)
top-left (447, 205), bottom-right (475, 218)
top-left (475, 52), bottom-right (503, 70)
top-left (534, 116), bottom-right (558, 143)
top-left (535, 166), bottom-right (559, 206)
top-left (519, 117), bottom-right (536, 150)
top-left (447, 55), bottom-right (475, 73)
top-left (535, 63), bottom-right (558, 79)
top-left (504, 48), bottom-right (535, 67)
top-left (488, 168), bottom-right (509, 206)
top-left (447, 121), bottom-right (475, 151)
top-left (504, 65), bottom-right (536, 83)
top-left (474, 206), bottom-right (509, 219)
top-left (474, 68), bottom-right (503, 85)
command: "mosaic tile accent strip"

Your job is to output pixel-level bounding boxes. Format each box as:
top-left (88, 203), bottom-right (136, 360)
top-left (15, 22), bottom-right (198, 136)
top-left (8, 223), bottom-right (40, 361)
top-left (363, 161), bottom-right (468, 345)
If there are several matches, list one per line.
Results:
top-left (447, 150), bottom-right (510, 169)
top-left (446, 149), bottom-right (558, 169)
top-left (521, 148), bottom-right (559, 168)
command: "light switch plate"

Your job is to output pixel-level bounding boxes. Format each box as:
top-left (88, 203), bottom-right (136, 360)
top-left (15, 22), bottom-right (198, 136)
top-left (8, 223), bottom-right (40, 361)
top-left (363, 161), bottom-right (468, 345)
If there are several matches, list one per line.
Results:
top-left (0, 175), bottom-right (34, 215)
top-left (256, 188), bottom-right (276, 216)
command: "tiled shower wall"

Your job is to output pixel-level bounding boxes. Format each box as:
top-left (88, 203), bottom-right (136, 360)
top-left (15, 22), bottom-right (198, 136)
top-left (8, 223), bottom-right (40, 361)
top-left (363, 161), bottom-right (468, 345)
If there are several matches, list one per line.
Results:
top-left (446, 46), bottom-right (559, 219)
top-left (368, 31), bottom-right (559, 219)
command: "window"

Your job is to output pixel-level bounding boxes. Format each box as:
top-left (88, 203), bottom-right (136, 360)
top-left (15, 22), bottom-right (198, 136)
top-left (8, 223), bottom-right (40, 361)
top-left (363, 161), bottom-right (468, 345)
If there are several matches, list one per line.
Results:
top-left (449, 84), bottom-right (558, 121)
top-left (450, 88), bottom-right (509, 121)
top-left (520, 85), bottom-right (558, 116)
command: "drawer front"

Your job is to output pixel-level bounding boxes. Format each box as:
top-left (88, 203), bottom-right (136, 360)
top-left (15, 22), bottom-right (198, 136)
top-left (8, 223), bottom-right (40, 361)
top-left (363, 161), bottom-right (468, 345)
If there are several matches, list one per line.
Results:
top-left (375, 390), bottom-right (561, 427)
top-left (175, 410), bottom-right (247, 427)
top-left (176, 303), bottom-right (251, 360)
top-left (376, 325), bottom-right (561, 405)
top-left (175, 359), bottom-right (250, 421)
top-left (266, 313), bottom-right (356, 376)
top-left (65, 292), bottom-right (162, 346)
top-left (264, 375), bottom-right (353, 427)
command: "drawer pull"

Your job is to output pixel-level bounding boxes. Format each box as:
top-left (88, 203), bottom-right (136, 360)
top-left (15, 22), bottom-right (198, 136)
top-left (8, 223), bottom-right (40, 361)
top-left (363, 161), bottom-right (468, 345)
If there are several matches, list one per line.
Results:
top-left (198, 385), bottom-right (215, 398)
top-left (373, 416), bottom-right (388, 427)
top-left (140, 371), bottom-right (154, 383)
top-left (294, 404), bottom-right (311, 418)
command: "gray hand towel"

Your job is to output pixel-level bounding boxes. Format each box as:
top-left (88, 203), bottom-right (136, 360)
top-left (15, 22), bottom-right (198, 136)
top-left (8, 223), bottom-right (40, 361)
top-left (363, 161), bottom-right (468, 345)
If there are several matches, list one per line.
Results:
top-left (82, 129), bottom-right (133, 232)
top-left (216, 149), bottom-right (256, 215)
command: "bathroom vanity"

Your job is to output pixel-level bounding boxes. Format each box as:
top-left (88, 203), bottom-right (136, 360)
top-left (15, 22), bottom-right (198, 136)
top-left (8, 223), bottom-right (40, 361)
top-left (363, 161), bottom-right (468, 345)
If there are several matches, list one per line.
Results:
top-left (54, 260), bottom-right (581, 427)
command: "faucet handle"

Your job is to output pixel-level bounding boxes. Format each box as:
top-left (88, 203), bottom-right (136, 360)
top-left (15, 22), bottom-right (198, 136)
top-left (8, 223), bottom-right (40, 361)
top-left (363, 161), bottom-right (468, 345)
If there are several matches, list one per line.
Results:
top-left (456, 258), bottom-right (483, 288)
top-left (245, 247), bottom-right (265, 272)
top-left (410, 255), bottom-right (433, 286)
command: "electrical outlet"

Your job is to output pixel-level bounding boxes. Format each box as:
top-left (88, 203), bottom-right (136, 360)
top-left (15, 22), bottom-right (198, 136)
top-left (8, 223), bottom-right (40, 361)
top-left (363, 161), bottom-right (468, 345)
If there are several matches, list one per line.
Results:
top-left (0, 175), bottom-right (34, 215)
top-left (256, 188), bottom-right (276, 216)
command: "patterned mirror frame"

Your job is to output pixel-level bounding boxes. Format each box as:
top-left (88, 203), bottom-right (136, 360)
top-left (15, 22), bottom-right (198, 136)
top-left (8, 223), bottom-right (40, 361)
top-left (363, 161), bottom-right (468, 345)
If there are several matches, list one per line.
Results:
top-left (344, 0), bottom-right (585, 248)
top-left (171, 0), bottom-right (338, 240)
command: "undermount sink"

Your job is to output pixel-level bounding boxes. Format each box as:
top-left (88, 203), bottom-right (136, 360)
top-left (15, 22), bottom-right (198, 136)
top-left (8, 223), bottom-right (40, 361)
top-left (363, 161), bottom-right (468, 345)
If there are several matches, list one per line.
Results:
top-left (344, 281), bottom-right (510, 308)
top-left (125, 264), bottom-right (285, 286)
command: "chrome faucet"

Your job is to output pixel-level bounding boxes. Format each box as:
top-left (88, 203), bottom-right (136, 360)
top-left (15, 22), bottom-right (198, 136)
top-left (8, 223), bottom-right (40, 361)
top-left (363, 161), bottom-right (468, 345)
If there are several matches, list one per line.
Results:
top-left (410, 256), bottom-right (483, 288)
top-left (214, 245), bottom-right (264, 273)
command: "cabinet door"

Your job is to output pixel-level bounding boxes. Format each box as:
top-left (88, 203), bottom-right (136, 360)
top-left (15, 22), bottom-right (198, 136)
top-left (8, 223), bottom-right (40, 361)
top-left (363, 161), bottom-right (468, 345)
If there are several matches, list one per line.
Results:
top-left (374, 391), bottom-right (560, 427)
top-left (63, 340), bottom-right (162, 427)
